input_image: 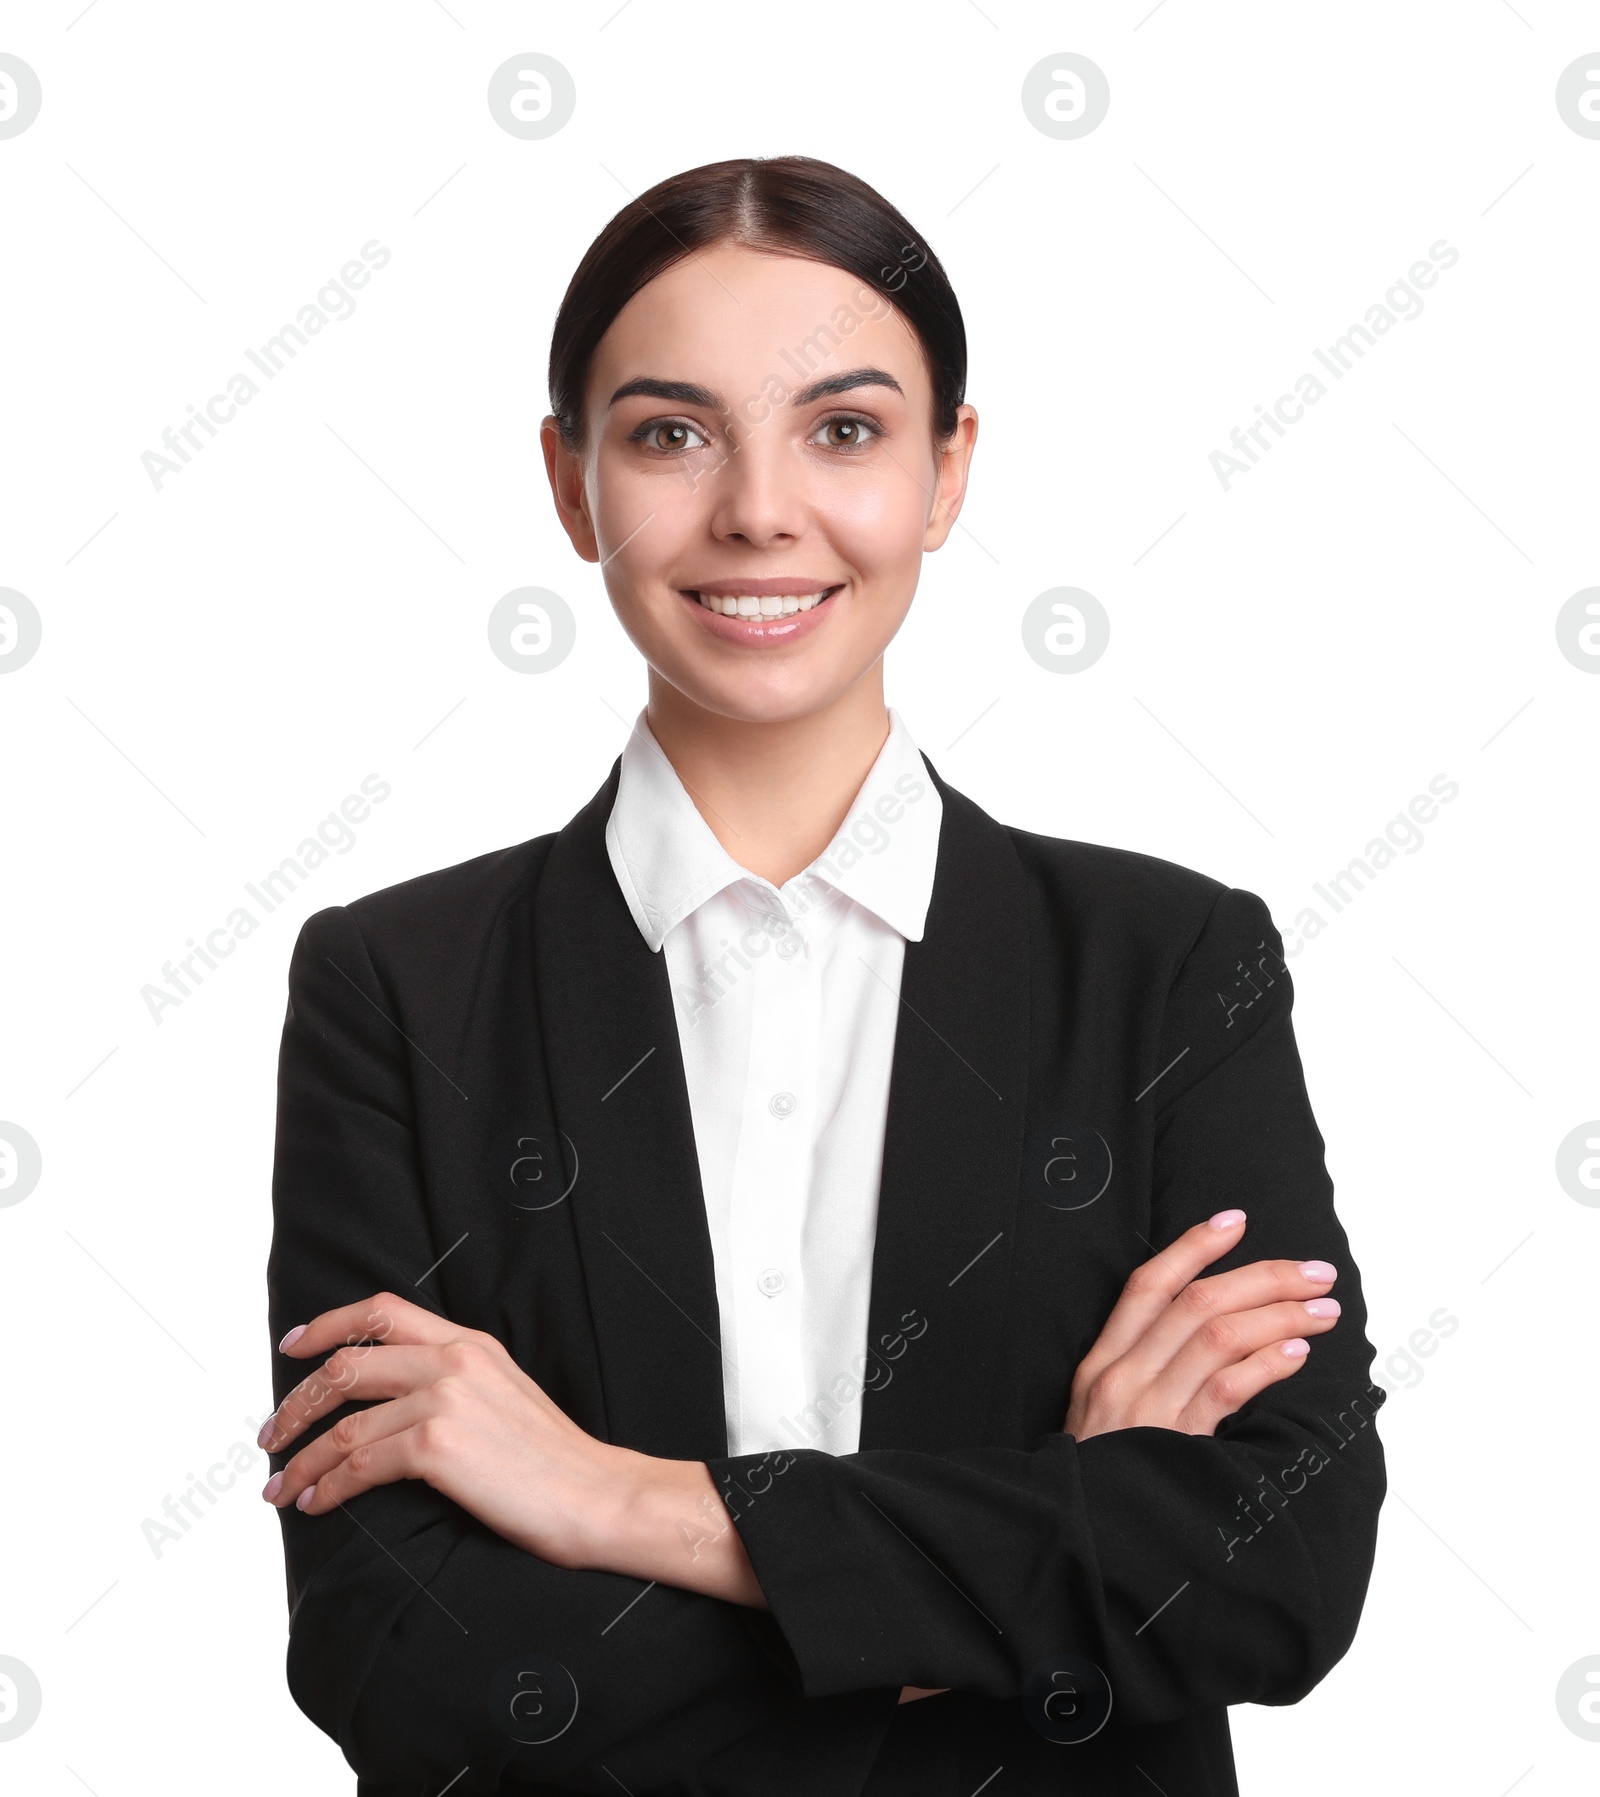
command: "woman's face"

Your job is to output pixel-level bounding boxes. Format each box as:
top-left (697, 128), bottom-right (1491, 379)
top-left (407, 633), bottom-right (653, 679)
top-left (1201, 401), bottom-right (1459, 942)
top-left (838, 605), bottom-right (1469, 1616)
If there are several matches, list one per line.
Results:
top-left (542, 242), bottom-right (977, 725)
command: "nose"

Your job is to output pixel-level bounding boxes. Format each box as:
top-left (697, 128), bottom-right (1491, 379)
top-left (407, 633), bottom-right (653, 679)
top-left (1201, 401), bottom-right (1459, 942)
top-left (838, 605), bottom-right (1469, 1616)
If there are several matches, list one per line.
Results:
top-left (703, 425), bottom-right (807, 548)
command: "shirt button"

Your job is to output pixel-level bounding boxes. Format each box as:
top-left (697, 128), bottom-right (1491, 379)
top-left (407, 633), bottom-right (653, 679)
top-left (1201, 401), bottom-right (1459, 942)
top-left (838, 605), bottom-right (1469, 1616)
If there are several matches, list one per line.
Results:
top-left (776, 932), bottom-right (802, 960)
top-left (768, 1091), bottom-right (797, 1119)
top-left (758, 1267), bottom-right (787, 1296)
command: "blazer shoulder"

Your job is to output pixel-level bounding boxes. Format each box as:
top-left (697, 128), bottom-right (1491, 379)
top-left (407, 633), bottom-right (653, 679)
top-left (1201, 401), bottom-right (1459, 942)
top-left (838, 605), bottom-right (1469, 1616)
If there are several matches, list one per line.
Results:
top-left (930, 776), bottom-right (1267, 972)
top-left (298, 833), bottom-right (559, 968)
top-left (996, 826), bottom-right (1286, 1042)
top-left (996, 824), bottom-right (1309, 1121)
top-left (1003, 821), bottom-right (1232, 925)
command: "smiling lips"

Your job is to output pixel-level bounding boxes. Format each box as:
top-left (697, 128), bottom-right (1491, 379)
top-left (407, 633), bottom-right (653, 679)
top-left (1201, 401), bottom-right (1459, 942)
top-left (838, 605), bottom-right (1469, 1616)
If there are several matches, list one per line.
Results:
top-left (682, 580), bottom-right (843, 641)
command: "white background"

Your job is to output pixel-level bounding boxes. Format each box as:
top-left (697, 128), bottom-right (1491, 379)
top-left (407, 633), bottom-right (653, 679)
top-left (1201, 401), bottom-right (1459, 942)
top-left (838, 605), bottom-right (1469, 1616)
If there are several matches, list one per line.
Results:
top-left (2, 3), bottom-right (1596, 1792)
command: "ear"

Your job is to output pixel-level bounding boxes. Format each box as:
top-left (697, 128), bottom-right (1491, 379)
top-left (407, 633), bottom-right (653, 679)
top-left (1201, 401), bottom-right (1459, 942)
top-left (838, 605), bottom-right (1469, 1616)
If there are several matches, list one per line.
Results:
top-left (541, 415), bottom-right (600, 563)
top-left (923, 405), bottom-right (979, 552)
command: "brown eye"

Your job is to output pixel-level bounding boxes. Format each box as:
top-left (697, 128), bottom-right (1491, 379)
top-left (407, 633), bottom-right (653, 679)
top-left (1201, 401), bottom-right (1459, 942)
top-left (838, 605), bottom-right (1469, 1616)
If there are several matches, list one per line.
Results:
top-left (634, 420), bottom-right (708, 454)
top-left (812, 416), bottom-right (877, 450)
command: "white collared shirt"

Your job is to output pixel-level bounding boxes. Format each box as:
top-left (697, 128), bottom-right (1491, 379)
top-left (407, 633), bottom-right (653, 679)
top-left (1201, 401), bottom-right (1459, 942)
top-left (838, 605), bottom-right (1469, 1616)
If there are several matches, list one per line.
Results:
top-left (605, 709), bottom-right (943, 1458)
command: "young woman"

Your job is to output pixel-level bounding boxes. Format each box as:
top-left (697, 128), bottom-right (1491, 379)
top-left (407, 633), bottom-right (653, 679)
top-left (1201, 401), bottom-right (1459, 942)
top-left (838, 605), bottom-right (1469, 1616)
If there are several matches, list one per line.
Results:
top-left (263, 156), bottom-right (1385, 1797)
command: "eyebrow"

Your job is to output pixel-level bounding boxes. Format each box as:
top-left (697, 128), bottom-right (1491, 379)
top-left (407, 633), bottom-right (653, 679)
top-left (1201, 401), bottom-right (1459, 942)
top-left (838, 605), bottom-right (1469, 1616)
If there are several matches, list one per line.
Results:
top-left (607, 367), bottom-right (905, 411)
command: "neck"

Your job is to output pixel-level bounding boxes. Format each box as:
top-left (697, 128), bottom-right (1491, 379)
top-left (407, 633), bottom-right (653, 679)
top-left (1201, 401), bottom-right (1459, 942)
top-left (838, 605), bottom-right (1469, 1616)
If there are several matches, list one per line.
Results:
top-left (644, 668), bottom-right (891, 886)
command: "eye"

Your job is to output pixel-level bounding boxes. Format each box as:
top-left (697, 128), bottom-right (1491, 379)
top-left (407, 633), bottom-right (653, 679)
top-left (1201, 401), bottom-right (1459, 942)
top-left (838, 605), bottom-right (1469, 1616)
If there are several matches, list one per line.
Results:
top-left (810, 413), bottom-right (879, 451)
top-left (629, 418), bottom-right (710, 455)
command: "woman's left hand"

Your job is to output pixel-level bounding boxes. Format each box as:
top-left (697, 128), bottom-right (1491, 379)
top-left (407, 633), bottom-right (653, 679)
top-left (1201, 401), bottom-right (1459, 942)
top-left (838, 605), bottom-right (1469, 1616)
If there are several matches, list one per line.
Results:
top-left (259, 1291), bottom-right (629, 1570)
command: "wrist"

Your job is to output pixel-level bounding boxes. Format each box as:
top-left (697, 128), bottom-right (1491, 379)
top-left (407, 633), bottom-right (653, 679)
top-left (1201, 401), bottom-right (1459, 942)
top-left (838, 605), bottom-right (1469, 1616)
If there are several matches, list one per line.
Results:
top-left (590, 1447), bottom-right (766, 1606)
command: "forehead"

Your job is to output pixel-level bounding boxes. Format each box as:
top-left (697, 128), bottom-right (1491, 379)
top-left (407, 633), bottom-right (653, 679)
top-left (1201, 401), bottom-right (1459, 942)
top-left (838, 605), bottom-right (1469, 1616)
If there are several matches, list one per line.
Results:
top-left (588, 243), bottom-right (929, 404)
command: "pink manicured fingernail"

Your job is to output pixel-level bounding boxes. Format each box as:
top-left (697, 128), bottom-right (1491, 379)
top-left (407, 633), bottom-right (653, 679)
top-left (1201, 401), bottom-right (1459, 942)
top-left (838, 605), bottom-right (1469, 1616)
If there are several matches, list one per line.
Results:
top-left (1208, 1208), bottom-right (1247, 1229)
top-left (279, 1325), bottom-right (307, 1352)
top-left (262, 1472), bottom-right (284, 1501)
top-left (257, 1415), bottom-right (277, 1448)
top-left (1281, 1338), bottom-right (1310, 1358)
top-left (296, 1483), bottom-right (317, 1511)
top-left (1298, 1260), bottom-right (1337, 1283)
top-left (1304, 1298), bottom-right (1341, 1319)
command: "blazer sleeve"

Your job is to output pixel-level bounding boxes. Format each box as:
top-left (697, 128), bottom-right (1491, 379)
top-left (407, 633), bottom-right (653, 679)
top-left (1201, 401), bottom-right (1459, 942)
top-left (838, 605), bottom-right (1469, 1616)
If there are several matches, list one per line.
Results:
top-left (702, 885), bottom-right (1387, 1726)
top-left (266, 904), bottom-right (899, 1795)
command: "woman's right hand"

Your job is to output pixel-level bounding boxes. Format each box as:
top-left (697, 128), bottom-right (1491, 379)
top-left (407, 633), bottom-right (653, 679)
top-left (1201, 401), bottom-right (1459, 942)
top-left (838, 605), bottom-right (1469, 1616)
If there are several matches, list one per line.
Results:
top-left (1063, 1209), bottom-right (1340, 1441)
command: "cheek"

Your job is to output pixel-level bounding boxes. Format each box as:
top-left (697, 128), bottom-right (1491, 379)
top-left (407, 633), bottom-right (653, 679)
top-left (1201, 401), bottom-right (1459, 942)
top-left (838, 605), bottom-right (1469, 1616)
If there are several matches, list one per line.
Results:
top-left (591, 464), bottom-right (703, 609)
top-left (825, 473), bottom-right (931, 570)
top-left (593, 455), bottom-right (695, 544)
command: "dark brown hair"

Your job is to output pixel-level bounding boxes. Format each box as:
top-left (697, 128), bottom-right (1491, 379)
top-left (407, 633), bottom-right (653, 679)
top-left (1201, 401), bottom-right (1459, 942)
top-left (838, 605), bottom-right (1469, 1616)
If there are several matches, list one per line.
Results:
top-left (547, 155), bottom-right (966, 453)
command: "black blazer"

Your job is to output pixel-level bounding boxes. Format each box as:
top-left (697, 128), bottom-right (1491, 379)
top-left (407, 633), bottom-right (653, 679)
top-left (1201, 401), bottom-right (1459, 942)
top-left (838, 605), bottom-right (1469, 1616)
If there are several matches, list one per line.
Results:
top-left (266, 761), bottom-right (1385, 1797)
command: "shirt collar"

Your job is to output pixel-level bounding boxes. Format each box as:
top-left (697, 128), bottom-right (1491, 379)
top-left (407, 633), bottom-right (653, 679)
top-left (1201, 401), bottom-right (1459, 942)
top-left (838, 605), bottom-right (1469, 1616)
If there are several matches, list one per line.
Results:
top-left (605, 708), bottom-right (943, 953)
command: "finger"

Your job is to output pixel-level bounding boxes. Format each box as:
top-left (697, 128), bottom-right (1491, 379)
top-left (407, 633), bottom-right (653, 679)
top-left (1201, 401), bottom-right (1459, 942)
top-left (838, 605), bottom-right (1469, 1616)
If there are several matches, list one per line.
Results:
top-left (277, 1290), bottom-right (455, 1360)
top-left (262, 1343), bottom-right (448, 1451)
top-left (1178, 1257), bottom-right (1337, 1323)
top-left (1147, 1296), bottom-right (1341, 1415)
top-left (287, 1420), bottom-right (431, 1516)
top-left (263, 1390), bottom-right (433, 1508)
top-left (1177, 1333), bottom-right (1314, 1435)
top-left (1187, 1256), bottom-right (1337, 1315)
top-left (1108, 1259), bottom-right (1338, 1381)
top-left (1080, 1211), bottom-right (1249, 1370)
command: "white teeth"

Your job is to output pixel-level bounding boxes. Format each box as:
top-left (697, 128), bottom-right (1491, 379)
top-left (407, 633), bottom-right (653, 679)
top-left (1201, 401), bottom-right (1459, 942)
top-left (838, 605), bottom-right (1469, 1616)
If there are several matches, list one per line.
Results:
top-left (695, 589), bottom-right (833, 617)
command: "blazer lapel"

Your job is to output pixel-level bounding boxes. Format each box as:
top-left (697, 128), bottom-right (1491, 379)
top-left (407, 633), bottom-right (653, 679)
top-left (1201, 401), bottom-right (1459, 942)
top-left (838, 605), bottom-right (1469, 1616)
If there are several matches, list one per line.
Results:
top-left (531, 765), bottom-right (731, 1462)
top-left (856, 767), bottom-right (1032, 1453)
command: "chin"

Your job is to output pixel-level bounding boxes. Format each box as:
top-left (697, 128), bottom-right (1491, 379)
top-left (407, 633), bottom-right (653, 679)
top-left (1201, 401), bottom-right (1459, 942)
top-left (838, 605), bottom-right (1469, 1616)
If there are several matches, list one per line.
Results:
top-left (659, 655), bottom-right (866, 726)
